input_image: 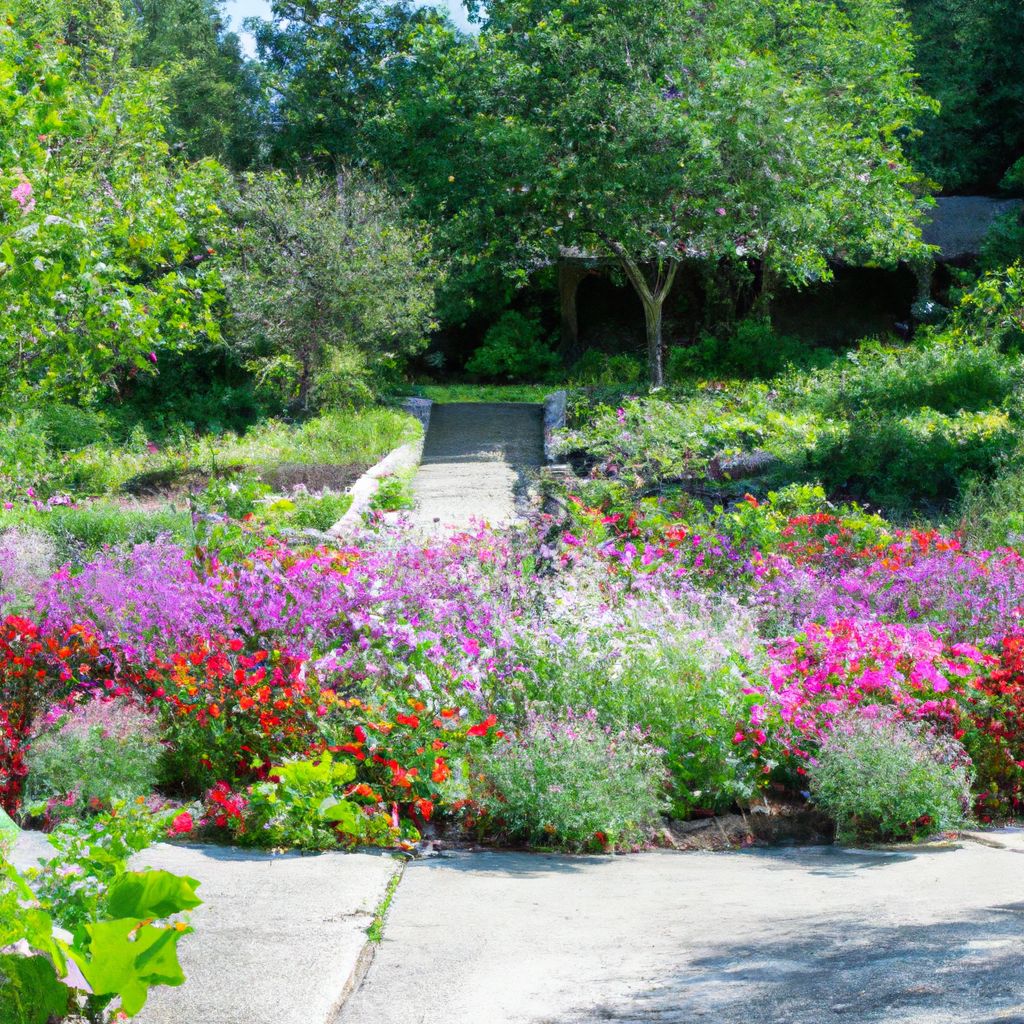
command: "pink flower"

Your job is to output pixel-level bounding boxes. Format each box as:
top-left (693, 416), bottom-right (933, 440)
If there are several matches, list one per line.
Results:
top-left (715, 207), bottom-right (726, 216)
top-left (148, 351), bottom-right (158, 364)
top-left (10, 178), bottom-right (35, 213)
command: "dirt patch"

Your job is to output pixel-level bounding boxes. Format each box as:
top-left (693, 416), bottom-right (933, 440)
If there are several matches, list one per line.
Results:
top-left (119, 461), bottom-right (368, 503)
top-left (668, 798), bottom-right (834, 851)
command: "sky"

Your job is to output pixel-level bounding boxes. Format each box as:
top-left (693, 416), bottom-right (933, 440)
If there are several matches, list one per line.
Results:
top-left (223, 0), bottom-right (473, 55)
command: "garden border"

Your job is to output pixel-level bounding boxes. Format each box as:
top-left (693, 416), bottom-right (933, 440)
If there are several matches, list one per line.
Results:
top-left (543, 389), bottom-right (567, 464)
top-left (328, 399), bottom-right (432, 534)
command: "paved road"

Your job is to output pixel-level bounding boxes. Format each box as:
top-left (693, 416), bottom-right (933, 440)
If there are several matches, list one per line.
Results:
top-left (411, 402), bottom-right (544, 531)
top-left (338, 839), bottom-right (1024, 1024)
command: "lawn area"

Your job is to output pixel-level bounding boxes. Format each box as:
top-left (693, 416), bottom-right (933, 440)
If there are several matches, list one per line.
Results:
top-left (401, 383), bottom-right (557, 404)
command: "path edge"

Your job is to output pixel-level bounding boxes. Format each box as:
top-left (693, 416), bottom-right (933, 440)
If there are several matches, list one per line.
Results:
top-left (543, 389), bottom-right (567, 464)
top-left (329, 399), bottom-right (432, 535)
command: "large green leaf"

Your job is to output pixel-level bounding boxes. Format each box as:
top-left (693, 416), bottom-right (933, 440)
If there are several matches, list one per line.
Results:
top-left (105, 870), bottom-right (202, 921)
top-left (0, 809), bottom-right (18, 858)
top-left (71, 920), bottom-right (189, 1016)
top-left (319, 797), bottom-right (362, 834)
top-left (0, 953), bottom-right (71, 1024)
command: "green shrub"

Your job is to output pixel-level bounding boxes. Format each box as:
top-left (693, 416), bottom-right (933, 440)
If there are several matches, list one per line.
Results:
top-left (466, 311), bottom-right (560, 382)
top-left (808, 718), bottom-right (972, 844)
top-left (955, 458), bottom-right (1024, 548)
top-left (811, 407), bottom-right (1014, 510)
top-left (667, 318), bottom-right (815, 380)
top-left (522, 589), bottom-right (765, 817)
top-left (26, 698), bottom-right (162, 820)
top-left (0, 503), bottom-right (191, 565)
top-left (570, 350), bottom-right (647, 385)
top-left (371, 474), bottom-right (415, 513)
top-left (475, 709), bottom-right (667, 850)
top-left (803, 340), bottom-right (1017, 417)
top-left (283, 492), bottom-right (352, 531)
top-left (36, 404), bottom-right (111, 452)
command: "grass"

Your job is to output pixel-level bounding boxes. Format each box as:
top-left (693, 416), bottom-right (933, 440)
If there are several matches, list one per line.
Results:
top-left (401, 383), bottom-right (558, 404)
top-left (8, 408), bottom-right (421, 499)
top-left (366, 859), bottom-right (406, 943)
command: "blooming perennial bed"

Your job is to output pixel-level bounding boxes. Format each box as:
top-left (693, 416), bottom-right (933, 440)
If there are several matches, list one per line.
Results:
top-left (1, 486), bottom-right (1023, 853)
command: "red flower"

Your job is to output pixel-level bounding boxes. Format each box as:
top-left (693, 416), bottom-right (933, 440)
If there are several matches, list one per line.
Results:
top-left (169, 812), bottom-right (194, 836)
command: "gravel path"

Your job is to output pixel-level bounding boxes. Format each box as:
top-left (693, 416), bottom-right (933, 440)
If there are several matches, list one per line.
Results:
top-left (338, 837), bottom-right (1024, 1024)
top-left (410, 402), bottom-right (545, 531)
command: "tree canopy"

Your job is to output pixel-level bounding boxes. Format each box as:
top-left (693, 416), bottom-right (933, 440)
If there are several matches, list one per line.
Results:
top-left (376, 0), bottom-right (934, 383)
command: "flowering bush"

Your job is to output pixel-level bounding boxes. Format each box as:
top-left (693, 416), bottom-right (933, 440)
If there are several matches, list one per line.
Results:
top-left (960, 635), bottom-right (1024, 819)
top-left (26, 696), bottom-right (161, 821)
top-left (809, 718), bottom-right (972, 843)
top-left (473, 708), bottom-right (667, 851)
top-left (742, 620), bottom-right (989, 773)
top-left (146, 637), bottom-right (324, 795)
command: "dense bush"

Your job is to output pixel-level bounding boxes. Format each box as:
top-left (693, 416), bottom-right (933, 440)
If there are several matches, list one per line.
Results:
top-left (667, 318), bottom-right (818, 380)
top-left (810, 407), bottom-right (1014, 511)
top-left (809, 719), bottom-right (972, 843)
top-left (570, 350), bottom-right (647, 386)
top-left (465, 311), bottom-right (560, 383)
top-left (475, 710), bottom-right (666, 851)
top-left (26, 698), bottom-right (162, 820)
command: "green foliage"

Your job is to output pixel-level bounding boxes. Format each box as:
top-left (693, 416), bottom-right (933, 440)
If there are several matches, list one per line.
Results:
top-left (569, 351), bottom-right (647, 386)
top-left (0, 0), bottom-right (228, 405)
top-left (127, 0), bottom-right (267, 168)
top-left (0, 504), bottom-right (191, 566)
top-left (370, 474), bottom-right (415, 513)
top-left (259, 492), bottom-right (353, 533)
top-left (219, 171), bottom-right (439, 412)
top-left (667, 319), bottom-right (820, 380)
top-left (905, 0), bottom-right (1024, 192)
top-left (251, 0), bottom-right (446, 169)
top-left (1, 803), bottom-right (199, 1021)
top-left (809, 719), bottom-right (971, 843)
top-left (955, 460), bottom-right (1024, 549)
top-left (811, 407), bottom-right (1014, 511)
top-left (475, 712), bottom-right (666, 851)
top-left (465, 311), bottom-right (559, 382)
top-left (239, 753), bottom-right (369, 850)
top-left (25, 700), bottom-right (162, 818)
top-left (195, 474), bottom-right (271, 520)
top-left (380, 0), bottom-right (932, 382)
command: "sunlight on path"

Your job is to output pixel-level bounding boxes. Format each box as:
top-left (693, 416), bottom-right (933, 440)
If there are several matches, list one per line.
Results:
top-left (409, 402), bottom-right (545, 532)
top-left (338, 840), bottom-right (1024, 1024)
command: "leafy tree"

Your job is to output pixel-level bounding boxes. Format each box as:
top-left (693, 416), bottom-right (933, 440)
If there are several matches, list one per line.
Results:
top-left (905, 0), bottom-right (1024, 193)
top-left (377, 0), bottom-right (933, 384)
top-left (251, 0), bottom-right (447, 169)
top-left (125, 0), bottom-right (268, 168)
top-left (0, 0), bottom-right (229, 405)
top-left (219, 171), bottom-right (439, 410)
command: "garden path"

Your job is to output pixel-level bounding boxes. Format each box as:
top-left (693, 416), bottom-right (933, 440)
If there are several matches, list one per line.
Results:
top-left (409, 402), bottom-right (545, 531)
top-left (12, 830), bottom-right (399, 1024)
top-left (338, 836), bottom-right (1024, 1024)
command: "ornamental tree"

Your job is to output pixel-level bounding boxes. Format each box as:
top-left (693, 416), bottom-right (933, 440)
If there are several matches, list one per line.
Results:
top-left (0, 0), bottom-right (227, 405)
top-left (377, 0), bottom-right (934, 384)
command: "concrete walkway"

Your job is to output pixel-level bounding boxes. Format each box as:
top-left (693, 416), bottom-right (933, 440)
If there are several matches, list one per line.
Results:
top-left (13, 831), bottom-right (399, 1024)
top-left (410, 402), bottom-right (544, 531)
top-left (339, 838), bottom-right (1024, 1024)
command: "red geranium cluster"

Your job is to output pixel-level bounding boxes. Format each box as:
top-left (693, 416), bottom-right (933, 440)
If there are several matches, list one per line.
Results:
top-left (0, 615), bottom-right (128, 813)
top-left (326, 695), bottom-right (504, 825)
top-left (143, 636), bottom-right (327, 792)
top-left (961, 635), bottom-right (1024, 820)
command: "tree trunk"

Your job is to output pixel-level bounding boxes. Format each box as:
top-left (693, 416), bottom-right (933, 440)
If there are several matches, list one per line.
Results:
top-left (557, 261), bottom-right (588, 362)
top-left (641, 295), bottom-right (665, 386)
top-left (599, 240), bottom-right (679, 387)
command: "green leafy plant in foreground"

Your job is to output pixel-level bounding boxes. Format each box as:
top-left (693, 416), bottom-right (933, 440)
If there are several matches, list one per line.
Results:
top-left (1, 803), bottom-right (200, 1022)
